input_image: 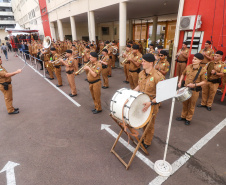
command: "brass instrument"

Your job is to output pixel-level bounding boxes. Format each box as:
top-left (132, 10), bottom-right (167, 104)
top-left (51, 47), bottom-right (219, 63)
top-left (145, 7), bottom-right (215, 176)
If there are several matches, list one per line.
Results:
top-left (120, 52), bottom-right (133, 65)
top-left (98, 45), bottom-right (110, 55)
top-left (154, 59), bottom-right (160, 69)
top-left (207, 61), bottom-right (214, 79)
top-left (112, 47), bottom-right (118, 55)
top-left (74, 61), bottom-right (91, 75)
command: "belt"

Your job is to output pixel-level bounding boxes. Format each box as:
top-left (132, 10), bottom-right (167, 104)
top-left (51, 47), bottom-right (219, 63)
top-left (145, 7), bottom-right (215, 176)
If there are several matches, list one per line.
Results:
top-left (208, 78), bottom-right (221, 84)
top-left (129, 69), bottom-right (140, 73)
top-left (177, 61), bottom-right (187, 63)
top-left (0, 82), bottom-right (11, 85)
top-left (102, 64), bottom-right (108, 69)
top-left (66, 70), bottom-right (74, 74)
top-left (54, 65), bottom-right (60, 69)
top-left (87, 79), bottom-right (100, 84)
top-left (84, 61), bottom-right (89, 64)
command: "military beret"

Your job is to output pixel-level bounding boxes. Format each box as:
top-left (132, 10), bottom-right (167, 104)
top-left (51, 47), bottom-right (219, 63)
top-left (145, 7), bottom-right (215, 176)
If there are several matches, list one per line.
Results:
top-left (126, 44), bottom-right (131, 48)
top-left (206, 40), bottom-right (211, 45)
top-left (50, 47), bottom-right (56, 51)
top-left (112, 41), bottom-right (116, 43)
top-left (90, 44), bottom-right (94, 46)
top-left (105, 41), bottom-right (110, 44)
top-left (72, 44), bottom-right (75, 47)
top-left (183, 41), bottom-right (188, 45)
top-left (143, 54), bottom-right (155, 62)
top-left (86, 46), bottom-right (90, 49)
top-left (102, 49), bottom-right (108, 53)
top-left (132, 45), bottom-right (139, 50)
top-left (158, 45), bottom-right (163, 49)
top-left (194, 53), bottom-right (204, 60)
top-left (66, 50), bottom-right (72, 54)
top-left (150, 44), bottom-right (154, 46)
top-left (160, 50), bottom-right (167, 56)
top-left (216, 50), bottom-right (223, 55)
top-left (90, 52), bottom-right (98, 58)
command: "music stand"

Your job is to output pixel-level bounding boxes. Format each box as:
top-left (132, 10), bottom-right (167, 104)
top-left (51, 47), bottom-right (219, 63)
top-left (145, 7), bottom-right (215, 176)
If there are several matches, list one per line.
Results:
top-left (110, 107), bottom-right (154, 170)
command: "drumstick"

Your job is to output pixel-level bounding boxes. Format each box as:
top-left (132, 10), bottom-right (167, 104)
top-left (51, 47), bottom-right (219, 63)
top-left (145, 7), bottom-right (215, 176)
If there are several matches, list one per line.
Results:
top-left (21, 63), bottom-right (27, 70)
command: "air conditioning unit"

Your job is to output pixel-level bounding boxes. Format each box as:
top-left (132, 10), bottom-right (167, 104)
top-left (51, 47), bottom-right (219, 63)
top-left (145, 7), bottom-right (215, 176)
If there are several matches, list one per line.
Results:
top-left (179, 15), bottom-right (202, 30)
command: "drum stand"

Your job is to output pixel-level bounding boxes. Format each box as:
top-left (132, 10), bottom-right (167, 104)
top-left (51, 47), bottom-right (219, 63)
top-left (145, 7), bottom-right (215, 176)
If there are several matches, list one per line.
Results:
top-left (109, 109), bottom-right (154, 170)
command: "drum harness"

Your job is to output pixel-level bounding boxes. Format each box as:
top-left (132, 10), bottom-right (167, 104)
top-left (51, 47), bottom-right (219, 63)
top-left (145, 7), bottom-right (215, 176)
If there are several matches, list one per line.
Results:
top-left (189, 67), bottom-right (203, 92)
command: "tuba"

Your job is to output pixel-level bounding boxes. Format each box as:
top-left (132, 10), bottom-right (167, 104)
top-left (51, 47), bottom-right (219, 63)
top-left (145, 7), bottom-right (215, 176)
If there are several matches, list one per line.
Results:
top-left (112, 47), bottom-right (118, 55)
top-left (43, 36), bottom-right (51, 48)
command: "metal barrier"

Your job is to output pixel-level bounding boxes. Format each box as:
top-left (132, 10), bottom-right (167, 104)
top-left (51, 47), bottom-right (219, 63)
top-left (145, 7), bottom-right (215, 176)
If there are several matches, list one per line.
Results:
top-left (17, 50), bottom-right (46, 77)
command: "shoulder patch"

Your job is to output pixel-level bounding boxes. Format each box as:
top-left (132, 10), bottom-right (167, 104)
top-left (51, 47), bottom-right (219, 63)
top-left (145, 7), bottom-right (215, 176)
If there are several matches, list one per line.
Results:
top-left (0, 69), bottom-right (3, 71)
top-left (150, 77), bottom-right (154, 81)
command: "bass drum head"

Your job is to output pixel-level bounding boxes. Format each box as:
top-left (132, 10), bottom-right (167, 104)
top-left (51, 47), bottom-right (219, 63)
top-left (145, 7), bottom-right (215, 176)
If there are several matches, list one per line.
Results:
top-left (128, 94), bottom-right (151, 129)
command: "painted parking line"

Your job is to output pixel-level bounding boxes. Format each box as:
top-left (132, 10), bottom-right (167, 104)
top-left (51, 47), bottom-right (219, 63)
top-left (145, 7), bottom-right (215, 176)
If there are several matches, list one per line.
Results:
top-left (149, 118), bottom-right (226, 185)
top-left (18, 55), bottom-right (81, 107)
top-left (101, 124), bottom-right (155, 169)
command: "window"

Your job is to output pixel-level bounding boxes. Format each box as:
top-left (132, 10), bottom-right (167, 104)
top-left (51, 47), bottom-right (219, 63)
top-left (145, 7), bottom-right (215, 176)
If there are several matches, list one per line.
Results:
top-left (102, 27), bottom-right (109, 35)
top-left (184, 31), bottom-right (204, 54)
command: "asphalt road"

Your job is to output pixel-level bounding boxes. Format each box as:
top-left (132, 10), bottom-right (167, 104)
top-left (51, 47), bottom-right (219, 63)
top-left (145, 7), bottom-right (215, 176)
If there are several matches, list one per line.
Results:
top-left (0, 52), bottom-right (225, 185)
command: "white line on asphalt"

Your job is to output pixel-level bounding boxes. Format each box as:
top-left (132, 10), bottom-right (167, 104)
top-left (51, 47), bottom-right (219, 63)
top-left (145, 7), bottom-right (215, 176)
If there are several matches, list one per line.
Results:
top-left (149, 118), bottom-right (226, 185)
top-left (18, 56), bottom-right (81, 107)
top-left (101, 124), bottom-right (154, 169)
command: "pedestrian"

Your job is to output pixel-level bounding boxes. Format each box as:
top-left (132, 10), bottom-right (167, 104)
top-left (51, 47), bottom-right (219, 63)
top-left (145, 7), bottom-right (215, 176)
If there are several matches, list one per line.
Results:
top-left (1, 43), bottom-right (8, 61)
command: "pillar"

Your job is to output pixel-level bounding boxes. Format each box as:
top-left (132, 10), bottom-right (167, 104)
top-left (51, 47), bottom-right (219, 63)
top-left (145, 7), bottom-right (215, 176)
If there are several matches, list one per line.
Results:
top-left (170, 0), bottom-right (185, 78)
top-left (50, 22), bottom-right (56, 41)
top-left (88, 11), bottom-right (96, 42)
top-left (119, 1), bottom-right (127, 66)
top-left (70, 16), bottom-right (77, 41)
top-left (152, 16), bottom-right (158, 46)
top-left (128, 19), bottom-right (133, 41)
top-left (57, 19), bottom-right (64, 41)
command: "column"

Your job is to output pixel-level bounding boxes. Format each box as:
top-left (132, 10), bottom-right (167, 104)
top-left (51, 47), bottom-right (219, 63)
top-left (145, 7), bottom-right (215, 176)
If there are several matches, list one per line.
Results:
top-left (88, 11), bottom-right (96, 42)
top-left (111, 22), bottom-right (114, 41)
top-left (170, 0), bottom-right (185, 78)
top-left (152, 16), bottom-right (158, 46)
top-left (119, 1), bottom-right (127, 66)
top-left (70, 16), bottom-right (77, 41)
top-left (128, 19), bottom-right (133, 41)
top-left (57, 19), bottom-right (64, 41)
top-left (50, 22), bottom-right (56, 41)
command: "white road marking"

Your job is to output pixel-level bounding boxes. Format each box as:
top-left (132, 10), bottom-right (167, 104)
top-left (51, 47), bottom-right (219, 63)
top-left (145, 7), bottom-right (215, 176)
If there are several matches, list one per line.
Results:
top-left (149, 118), bottom-right (226, 185)
top-left (101, 124), bottom-right (154, 169)
top-left (0, 161), bottom-right (20, 185)
top-left (18, 56), bottom-right (81, 107)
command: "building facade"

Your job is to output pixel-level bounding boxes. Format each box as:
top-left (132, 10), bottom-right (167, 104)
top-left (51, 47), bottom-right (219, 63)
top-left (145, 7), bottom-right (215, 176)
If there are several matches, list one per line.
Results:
top-left (0, 0), bottom-right (15, 43)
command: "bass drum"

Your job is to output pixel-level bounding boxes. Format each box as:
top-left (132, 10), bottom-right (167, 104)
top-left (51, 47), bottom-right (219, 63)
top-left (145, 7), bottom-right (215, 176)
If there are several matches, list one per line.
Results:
top-left (110, 88), bottom-right (152, 129)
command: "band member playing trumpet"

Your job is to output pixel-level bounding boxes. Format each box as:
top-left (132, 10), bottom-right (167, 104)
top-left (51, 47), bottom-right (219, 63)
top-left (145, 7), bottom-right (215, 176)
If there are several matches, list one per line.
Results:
top-left (199, 40), bottom-right (214, 67)
top-left (122, 45), bottom-right (132, 84)
top-left (50, 48), bottom-right (63, 87)
top-left (84, 52), bottom-right (102, 114)
top-left (176, 53), bottom-right (207, 125)
top-left (176, 41), bottom-right (189, 77)
top-left (154, 50), bottom-right (170, 76)
top-left (100, 49), bottom-right (110, 89)
top-left (197, 51), bottom-right (224, 111)
top-left (127, 45), bottom-right (142, 89)
top-left (83, 46), bottom-right (91, 77)
top-left (60, 50), bottom-right (78, 97)
top-left (134, 54), bottom-right (165, 149)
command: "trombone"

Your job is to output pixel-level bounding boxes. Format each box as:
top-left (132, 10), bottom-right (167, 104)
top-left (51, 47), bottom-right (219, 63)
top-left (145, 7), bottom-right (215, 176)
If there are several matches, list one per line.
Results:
top-left (74, 61), bottom-right (91, 75)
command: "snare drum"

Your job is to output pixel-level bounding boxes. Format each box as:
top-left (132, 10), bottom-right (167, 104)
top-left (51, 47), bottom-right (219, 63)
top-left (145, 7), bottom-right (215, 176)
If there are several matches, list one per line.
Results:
top-left (175, 87), bottom-right (192, 102)
top-left (110, 88), bottom-right (152, 129)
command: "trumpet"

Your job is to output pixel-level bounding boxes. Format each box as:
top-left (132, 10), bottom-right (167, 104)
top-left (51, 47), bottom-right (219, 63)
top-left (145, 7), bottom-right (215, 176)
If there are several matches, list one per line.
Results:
top-left (120, 52), bottom-right (133, 65)
top-left (74, 61), bottom-right (91, 75)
